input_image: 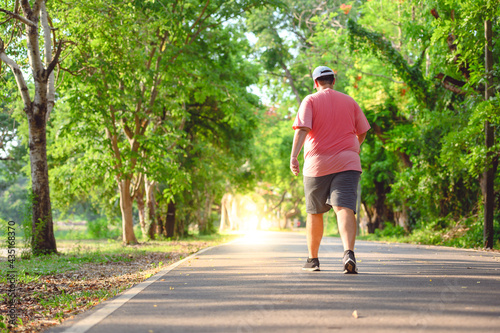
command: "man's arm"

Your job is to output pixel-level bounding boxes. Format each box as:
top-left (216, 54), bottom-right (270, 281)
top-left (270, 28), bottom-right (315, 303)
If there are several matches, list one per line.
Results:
top-left (290, 127), bottom-right (310, 176)
top-left (357, 132), bottom-right (367, 146)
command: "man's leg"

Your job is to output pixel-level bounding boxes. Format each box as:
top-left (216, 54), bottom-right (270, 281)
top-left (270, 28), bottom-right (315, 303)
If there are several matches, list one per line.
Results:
top-left (334, 206), bottom-right (358, 273)
top-left (307, 213), bottom-right (324, 258)
top-left (333, 206), bottom-right (356, 251)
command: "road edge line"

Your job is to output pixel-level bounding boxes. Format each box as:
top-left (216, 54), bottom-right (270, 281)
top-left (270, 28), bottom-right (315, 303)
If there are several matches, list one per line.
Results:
top-left (60, 242), bottom-right (227, 333)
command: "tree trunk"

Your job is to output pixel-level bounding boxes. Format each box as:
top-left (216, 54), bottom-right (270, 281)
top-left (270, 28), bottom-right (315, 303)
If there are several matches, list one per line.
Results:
top-left (230, 196), bottom-right (239, 230)
top-left (145, 179), bottom-right (157, 239)
top-left (118, 179), bottom-right (138, 244)
top-left (281, 207), bottom-right (300, 229)
top-left (483, 19), bottom-right (495, 249)
top-left (219, 192), bottom-right (237, 231)
top-left (199, 193), bottom-right (213, 234)
top-left (397, 202), bottom-right (410, 231)
top-left (136, 184), bottom-right (147, 237)
top-left (361, 201), bottom-right (374, 234)
top-left (219, 193), bottom-right (230, 232)
top-left (282, 63), bottom-right (302, 106)
top-left (165, 201), bottom-right (176, 238)
top-left (367, 220), bottom-right (377, 234)
top-left (369, 180), bottom-right (387, 232)
top-left (28, 107), bottom-right (57, 255)
top-left (156, 214), bottom-right (165, 237)
top-left (0, 1), bottom-right (60, 255)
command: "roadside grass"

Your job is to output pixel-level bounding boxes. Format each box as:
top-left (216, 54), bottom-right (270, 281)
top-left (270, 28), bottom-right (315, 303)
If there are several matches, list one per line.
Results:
top-left (0, 232), bottom-right (241, 333)
top-left (338, 218), bottom-right (500, 250)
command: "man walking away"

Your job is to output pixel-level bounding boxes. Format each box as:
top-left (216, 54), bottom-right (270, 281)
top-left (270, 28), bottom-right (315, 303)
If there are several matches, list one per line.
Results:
top-left (290, 66), bottom-right (370, 274)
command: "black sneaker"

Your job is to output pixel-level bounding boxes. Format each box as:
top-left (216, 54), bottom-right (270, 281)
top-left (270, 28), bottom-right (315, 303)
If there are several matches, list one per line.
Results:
top-left (343, 250), bottom-right (358, 274)
top-left (302, 258), bottom-right (320, 271)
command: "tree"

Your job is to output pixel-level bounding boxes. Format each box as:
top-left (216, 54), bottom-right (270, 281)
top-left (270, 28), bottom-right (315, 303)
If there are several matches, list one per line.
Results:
top-left (426, 0), bottom-right (499, 247)
top-left (0, 0), bottom-right (63, 254)
top-left (164, 20), bottom-right (264, 236)
top-left (52, 0), bottom-right (223, 243)
top-left (48, 0), bottom-right (280, 242)
top-left (484, 18), bottom-right (495, 248)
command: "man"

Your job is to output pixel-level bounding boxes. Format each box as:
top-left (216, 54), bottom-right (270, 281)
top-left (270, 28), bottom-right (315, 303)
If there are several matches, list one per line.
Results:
top-left (290, 66), bottom-right (370, 274)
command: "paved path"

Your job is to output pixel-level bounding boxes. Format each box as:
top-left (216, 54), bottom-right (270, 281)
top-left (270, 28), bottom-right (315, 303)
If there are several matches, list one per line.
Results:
top-left (49, 232), bottom-right (500, 333)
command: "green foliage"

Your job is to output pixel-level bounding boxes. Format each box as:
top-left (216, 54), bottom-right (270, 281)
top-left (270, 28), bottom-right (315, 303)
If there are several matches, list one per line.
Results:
top-left (18, 191), bottom-right (35, 258)
top-left (2, 0), bottom-right (498, 248)
top-left (347, 19), bottom-right (433, 108)
top-left (0, 176), bottom-right (27, 226)
top-left (243, 0), bottom-right (500, 247)
top-left (360, 217), bottom-right (500, 250)
top-left (374, 223), bottom-right (407, 239)
top-left (0, 73), bottom-right (28, 225)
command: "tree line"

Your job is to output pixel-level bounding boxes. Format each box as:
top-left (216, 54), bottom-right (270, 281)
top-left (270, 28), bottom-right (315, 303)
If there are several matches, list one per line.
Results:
top-left (250, 0), bottom-right (499, 247)
top-left (1, 0), bottom-right (498, 254)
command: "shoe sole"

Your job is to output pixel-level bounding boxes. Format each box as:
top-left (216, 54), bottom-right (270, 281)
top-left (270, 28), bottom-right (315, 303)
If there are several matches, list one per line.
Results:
top-left (343, 259), bottom-right (358, 274)
top-left (302, 267), bottom-right (320, 271)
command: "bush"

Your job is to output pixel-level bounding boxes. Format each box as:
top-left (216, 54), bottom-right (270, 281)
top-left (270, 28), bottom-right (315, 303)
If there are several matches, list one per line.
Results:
top-left (374, 222), bottom-right (407, 238)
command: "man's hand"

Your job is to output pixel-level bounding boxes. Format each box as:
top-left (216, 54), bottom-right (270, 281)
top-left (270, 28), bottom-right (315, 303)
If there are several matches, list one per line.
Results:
top-left (290, 157), bottom-right (300, 176)
top-left (290, 127), bottom-right (309, 176)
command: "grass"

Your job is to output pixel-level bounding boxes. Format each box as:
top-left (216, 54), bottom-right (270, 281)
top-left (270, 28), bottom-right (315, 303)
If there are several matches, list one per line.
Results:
top-left (34, 288), bottom-right (121, 317)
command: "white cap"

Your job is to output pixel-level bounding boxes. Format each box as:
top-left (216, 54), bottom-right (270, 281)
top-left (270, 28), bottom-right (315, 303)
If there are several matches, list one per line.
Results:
top-left (312, 66), bottom-right (335, 81)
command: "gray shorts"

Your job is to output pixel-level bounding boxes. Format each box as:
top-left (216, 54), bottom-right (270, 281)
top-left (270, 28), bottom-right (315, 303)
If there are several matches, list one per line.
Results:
top-left (304, 170), bottom-right (361, 214)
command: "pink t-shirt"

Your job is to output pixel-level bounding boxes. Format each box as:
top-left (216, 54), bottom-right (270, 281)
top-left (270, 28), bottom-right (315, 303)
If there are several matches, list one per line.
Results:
top-left (292, 89), bottom-right (370, 177)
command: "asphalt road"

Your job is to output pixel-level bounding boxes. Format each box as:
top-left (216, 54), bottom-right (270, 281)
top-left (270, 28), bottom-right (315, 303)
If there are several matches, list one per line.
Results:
top-left (49, 231), bottom-right (500, 333)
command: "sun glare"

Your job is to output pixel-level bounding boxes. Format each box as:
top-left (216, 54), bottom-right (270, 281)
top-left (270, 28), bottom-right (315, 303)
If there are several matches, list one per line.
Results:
top-left (240, 230), bottom-right (267, 245)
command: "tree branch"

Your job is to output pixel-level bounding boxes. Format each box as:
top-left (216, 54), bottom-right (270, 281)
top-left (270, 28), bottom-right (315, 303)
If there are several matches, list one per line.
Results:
top-left (46, 38), bottom-right (63, 77)
top-left (0, 16), bottom-right (12, 25)
top-left (130, 173), bottom-right (144, 200)
top-left (19, 0), bottom-right (32, 17)
top-left (57, 63), bottom-right (85, 76)
top-left (122, 118), bottom-right (134, 140)
top-left (3, 19), bottom-right (20, 49)
top-left (41, 1), bottom-right (55, 123)
top-left (281, 62), bottom-right (301, 106)
top-left (32, 0), bottom-right (44, 20)
top-left (435, 73), bottom-right (467, 95)
top-left (0, 7), bottom-right (36, 27)
top-left (105, 106), bottom-right (122, 169)
top-left (435, 73), bottom-right (465, 87)
top-left (271, 190), bottom-right (287, 211)
top-left (441, 81), bottom-right (466, 95)
top-left (0, 41), bottom-right (32, 109)
top-left (187, 0), bottom-right (210, 43)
